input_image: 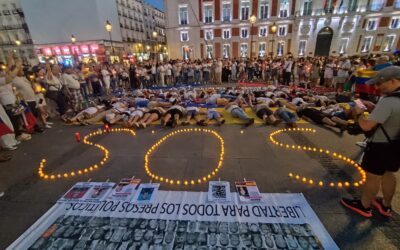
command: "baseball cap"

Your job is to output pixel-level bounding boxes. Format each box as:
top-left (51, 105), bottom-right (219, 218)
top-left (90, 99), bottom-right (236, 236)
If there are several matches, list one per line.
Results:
top-left (366, 66), bottom-right (400, 85)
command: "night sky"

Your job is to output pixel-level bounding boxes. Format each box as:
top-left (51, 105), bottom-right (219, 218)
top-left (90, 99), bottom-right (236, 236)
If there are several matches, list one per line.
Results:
top-left (145, 0), bottom-right (163, 10)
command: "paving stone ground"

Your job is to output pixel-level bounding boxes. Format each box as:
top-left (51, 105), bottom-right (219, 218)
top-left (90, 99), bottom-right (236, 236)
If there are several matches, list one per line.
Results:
top-left (0, 121), bottom-right (399, 249)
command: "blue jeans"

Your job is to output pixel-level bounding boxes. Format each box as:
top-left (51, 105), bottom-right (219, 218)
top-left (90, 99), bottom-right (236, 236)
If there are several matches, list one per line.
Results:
top-left (194, 71), bottom-right (201, 83)
top-left (231, 108), bottom-right (249, 120)
top-left (278, 110), bottom-right (297, 123)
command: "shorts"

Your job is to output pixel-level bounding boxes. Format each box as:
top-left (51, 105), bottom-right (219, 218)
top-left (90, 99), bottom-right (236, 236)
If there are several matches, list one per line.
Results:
top-left (207, 110), bottom-right (220, 120)
top-left (131, 110), bottom-right (143, 118)
top-left (187, 110), bottom-right (198, 117)
top-left (166, 108), bottom-right (183, 118)
top-left (256, 108), bottom-right (273, 119)
top-left (332, 111), bottom-right (347, 120)
top-left (136, 100), bottom-right (149, 108)
top-left (301, 109), bottom-right (325, 124)
top-left (148, 109), bottom-right (161, 119)
top-left (361, 142), bottom-right (400, 175)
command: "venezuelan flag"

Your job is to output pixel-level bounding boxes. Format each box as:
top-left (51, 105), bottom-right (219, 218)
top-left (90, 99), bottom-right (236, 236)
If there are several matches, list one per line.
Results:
top-left (355, 70), bottom-right (379, 95)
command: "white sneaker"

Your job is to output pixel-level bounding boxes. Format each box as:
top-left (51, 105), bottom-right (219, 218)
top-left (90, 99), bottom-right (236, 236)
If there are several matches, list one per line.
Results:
top-left (46, 122), bottom-right (54, 125)
top-left (356, 141), bottom-right (367, 148)
top-left (13, 140), bottom-right (21, 146)
top-left (17, 133), bottom-right (31, 141)
top-left (4, 146), bottom-right (17, 151)
top-left (0, 192), bottom-right (4, 198)
top-left (45, 124), bottom-right (52, 129)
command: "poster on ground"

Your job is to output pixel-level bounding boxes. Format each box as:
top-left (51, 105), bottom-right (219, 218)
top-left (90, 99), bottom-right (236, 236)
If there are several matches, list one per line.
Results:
top-left (208, 181), bottom-right (231, 203)
top-left (9, 187), bottom-right (339, 250)
top-left (235, 181), bottom-right (262, 203)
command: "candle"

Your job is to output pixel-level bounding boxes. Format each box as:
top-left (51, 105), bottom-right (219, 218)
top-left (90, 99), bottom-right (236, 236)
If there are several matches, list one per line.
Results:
top-left (75, 132), bottom-right (81, 142)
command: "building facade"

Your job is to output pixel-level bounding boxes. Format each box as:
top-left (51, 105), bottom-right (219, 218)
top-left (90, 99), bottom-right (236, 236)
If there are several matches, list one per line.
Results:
top-left (0, 0), bottom-right (36, 64)
top-left (0, 0), bottom-right (166, 65)
top-left (165, 0), bottom-right (400, 59)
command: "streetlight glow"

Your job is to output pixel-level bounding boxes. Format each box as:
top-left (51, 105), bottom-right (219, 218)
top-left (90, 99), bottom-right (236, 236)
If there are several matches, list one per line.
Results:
top-left (152, 31), bottom-right (158, 38)
top-left (71, 35), bottom-right (76, 44)
top-left (105, 20), bottom-right (112, 32)
top-left (15, 40), bottom-right (21, 46)
top-left (249, 15), bottom-right (257, 24)
top-left (271, 22), bottom-right (278, 34)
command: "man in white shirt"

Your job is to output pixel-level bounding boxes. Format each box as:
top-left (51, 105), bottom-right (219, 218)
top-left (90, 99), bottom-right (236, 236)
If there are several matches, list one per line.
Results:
top-left (62, 67), bottom-right (83, 113)
top-left (337, 58), bottom-right (351, 92)
top-left (214, 59), bottom-right (223, 85)
top-left (283, 57), bottom-right (293, 86)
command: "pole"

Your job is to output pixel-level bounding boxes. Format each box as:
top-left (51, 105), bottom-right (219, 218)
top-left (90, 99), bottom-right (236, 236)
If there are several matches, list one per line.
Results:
top-left (271, 34), bottom-right (275, 58)
top-left (250, 23), bottom-right (253, 59)
top-left (109, 31), bottom-right (115, 61)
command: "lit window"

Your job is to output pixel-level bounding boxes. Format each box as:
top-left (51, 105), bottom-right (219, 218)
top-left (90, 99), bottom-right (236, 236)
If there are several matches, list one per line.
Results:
top-left (278, 25), bottom-right (287, 36)
top-left (241, 28), bottom-right (249, 38)
top-left (259, 27), bottom-right (267, 37)
top-left (222, 29), bottom-right (231, 39)
top-left (222, 2), bottom-right (231, 22)
top-left (303, 0), bottom-right (312, 16)
top-left (279, 0), bottom-right (289, 17)
top-left (205, 30), bottom-right (214, 40)
top-left (348, 0), bottom-right (358, 12)
top-left (277, 41), bottom-right (284, 56)
top-left (361, 36), bottom-right (373, 53)
top-left (259, 43), bottom-right (266, 57)
top-left (390, 17), bottom-right (400, 29)
top-left (369, 0), bottom-right (384, 11)
top-left (240, 0), bottom-right (250, 21)
top-left (383, 35), bottom-right (396, 52)
top-left (182, 46), bottom-right (190, 60)
top-left (223, 44), bottom-right (231, 58)
top-left (339, 38), bottom-right (349, 54)
top-left (179, 6), bottom-right (188, 25)
top-left (259, 0), bottom-right (269, 19)
top-left (180, 31), bottom-right (189, 42)
top-left (240, 43), bottom-right (248, 57)
top-left (298, 40), bottom-right (306, 56)
top-left (204, 5), bottom-right (213, 23)
top-left (366, 19), bottom-right (377, 31)
top-left (206, 45), bottom-right (213, 59)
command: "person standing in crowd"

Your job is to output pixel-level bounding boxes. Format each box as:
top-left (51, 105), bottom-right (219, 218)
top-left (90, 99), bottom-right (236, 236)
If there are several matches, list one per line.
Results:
top-left (283, 57), bottom-right (293, 85)
top-left (158, 63), bottom-right (165, 87)
top-left (341, 66), bottom-right (400, 218)
top-left (129, 64), bottom-right (138, 89)
top-left (337, 57), bottom-right (351, 92)
top-left (45, 61), bottom-right (67, 118)
top-left (324, 58), bottom-right (334, 88)
top-left (231, 60), bottom-right (237, 82)
top-left (62, 67), bottom-right (83, 113)
top-left (101, 64), bottom-right (111, 95)
top-left (85, 65), bottom-right (102, 96)
top-left (214, 59), bottom-right (222, 85)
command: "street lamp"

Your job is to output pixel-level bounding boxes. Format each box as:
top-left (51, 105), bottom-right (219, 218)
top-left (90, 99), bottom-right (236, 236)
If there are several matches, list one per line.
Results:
top-left (71, 35), bottom-right (78, 64)
top-left (270, 22), bottom-right (278, 57)
top-left (105, 20), bottom-right (115, 60)
top-left (15, 40), bottom-right (21, 46)
top-left (249, 15), bottom-right (257, 59)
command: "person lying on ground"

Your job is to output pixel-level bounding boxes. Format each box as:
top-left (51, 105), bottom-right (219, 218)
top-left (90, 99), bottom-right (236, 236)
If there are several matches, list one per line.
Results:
top-left (225, 98), bottom-right (254, 127)
top-left (182, 106), bottom-right (203, 126)
top-left (199, 108), bottom-right (225, 126)
top-left (161, 104), bottom-right (186, 128)
top-left (274, 100), bottom-right (298, 128)
top-left (296, 105), bottom-right (347, 132)
top-left (137, 107), bottom-right (166, 128)
top-left (248, 94), bottom-right (280, 126)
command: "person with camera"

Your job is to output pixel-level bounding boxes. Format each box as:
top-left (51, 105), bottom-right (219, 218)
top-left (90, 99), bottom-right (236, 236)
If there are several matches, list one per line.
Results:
top-left (341, 66), bottom-right (400, 218)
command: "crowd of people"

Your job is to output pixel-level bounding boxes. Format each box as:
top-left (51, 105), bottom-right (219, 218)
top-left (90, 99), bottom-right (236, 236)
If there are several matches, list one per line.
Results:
top-left (1, 51), bottom-right (399, 218)
top-left (0, 53), bottom-right (398, 158)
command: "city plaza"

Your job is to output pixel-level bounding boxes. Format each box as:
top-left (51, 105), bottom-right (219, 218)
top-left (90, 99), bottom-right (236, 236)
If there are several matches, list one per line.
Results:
top-left (0, 0), bottom-right (400, 250)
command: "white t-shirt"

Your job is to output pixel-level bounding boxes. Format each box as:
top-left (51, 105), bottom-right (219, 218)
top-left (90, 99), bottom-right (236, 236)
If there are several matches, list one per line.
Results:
top-left (12, 76), bottom-right (37, 102)
top-left (62, 73), bottom-right (80, 90)
top-left (0, 76), bottom-right (17, 106)
top-left (46, 73), bottom-right (62, 91)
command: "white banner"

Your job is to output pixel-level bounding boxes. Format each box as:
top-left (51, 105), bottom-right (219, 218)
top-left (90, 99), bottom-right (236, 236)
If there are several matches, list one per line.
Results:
top-left (9, 189), bottom-right (338, 250)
